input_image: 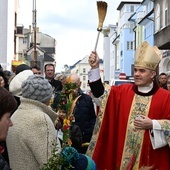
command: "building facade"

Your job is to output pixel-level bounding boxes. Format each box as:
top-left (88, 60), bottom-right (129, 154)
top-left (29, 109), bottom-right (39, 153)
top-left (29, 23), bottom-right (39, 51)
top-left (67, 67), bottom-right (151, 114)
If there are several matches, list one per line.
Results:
top-left (0, 0), bottom-right (56, 73)
top-left (102, 25), bottom-right (117, 82)
top-left (0, 0), bottom-right (18, 71)
top-left (153, 0), bottom-right (170, 74)
top-left (70, 55), bottom-right (103, 92)
top-left (128, 0), bottom-right (155, 74)
top-left (101, 0), bottom-right (170, 83)
top-left (102, 1), bottom-right (142, 84)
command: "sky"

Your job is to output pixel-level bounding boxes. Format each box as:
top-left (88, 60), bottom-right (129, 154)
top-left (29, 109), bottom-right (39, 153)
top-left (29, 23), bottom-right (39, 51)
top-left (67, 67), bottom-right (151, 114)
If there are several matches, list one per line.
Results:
top-left (18, 0), bottom-right (138, 72)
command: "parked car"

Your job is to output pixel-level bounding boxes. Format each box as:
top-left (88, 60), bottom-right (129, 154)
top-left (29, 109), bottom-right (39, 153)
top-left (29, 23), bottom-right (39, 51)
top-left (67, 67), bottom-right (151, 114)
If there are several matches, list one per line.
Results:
top-left (110, 79), bottom-right (134, 86)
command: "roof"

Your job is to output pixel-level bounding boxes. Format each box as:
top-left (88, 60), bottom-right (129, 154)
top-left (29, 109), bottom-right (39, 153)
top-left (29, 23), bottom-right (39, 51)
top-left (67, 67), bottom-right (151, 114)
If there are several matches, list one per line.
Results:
top-left (26, 45), bottom-right (45, 53)
top-left (44, 53), bottom-right (55, 62)
top-left (138, 9), bottom-right (154, 25)
top-left (117, 1), bottom-right (141, 10)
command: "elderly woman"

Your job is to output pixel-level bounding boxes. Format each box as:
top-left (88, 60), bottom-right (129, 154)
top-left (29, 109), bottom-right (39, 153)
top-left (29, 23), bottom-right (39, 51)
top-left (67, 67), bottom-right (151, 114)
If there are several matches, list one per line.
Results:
top-left (7, 75), bottom-right (60, 170)
top-left (0, 87), bottom-right (17, 169)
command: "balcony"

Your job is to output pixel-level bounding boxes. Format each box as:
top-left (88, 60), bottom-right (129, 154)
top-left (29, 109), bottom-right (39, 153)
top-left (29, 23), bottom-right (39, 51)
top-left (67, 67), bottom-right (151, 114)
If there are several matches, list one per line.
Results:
top-left (154, 25), bottom-right (170, 49)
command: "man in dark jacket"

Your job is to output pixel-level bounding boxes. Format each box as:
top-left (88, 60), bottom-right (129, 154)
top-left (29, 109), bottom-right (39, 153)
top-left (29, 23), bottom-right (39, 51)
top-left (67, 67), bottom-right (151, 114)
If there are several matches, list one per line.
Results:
top-left (158, 72), bottom-right (167, 90)
top-left (44, 64), bottom-right (62, 92)
top-left (53, 73), bottom-right (96, 154)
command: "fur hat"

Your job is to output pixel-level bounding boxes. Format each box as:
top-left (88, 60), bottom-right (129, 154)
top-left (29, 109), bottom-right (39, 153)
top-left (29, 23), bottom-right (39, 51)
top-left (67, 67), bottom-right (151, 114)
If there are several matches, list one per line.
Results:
top-left (9, 70), bottom-right (33, 96)
top-left (61, 147), bottom-right (96, 170)
top-left (16, 64), bottom-right (31, 75)
top-left (134, 41), bottom-right (162, 71)
top-left (21, 74), bottom-right (53, 103)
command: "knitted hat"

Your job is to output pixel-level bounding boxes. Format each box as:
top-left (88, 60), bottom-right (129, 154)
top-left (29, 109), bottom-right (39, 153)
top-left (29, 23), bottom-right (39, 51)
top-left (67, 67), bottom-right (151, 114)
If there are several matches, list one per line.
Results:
top-left (72, 154), bottom-right (96, 170)
top-left (22, 74), bottom-right (53, 103)
top-left (16, 64), bottom-right (31, 75)
top-left (61, 147), bottom-right (96, 170)
top-left (9, 70), bottom-right (33, 96)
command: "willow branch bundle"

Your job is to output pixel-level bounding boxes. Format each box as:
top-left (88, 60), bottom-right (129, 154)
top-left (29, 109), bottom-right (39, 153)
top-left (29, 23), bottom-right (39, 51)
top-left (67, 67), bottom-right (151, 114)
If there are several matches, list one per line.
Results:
top-left (94, 1), bottom-right (107, 51)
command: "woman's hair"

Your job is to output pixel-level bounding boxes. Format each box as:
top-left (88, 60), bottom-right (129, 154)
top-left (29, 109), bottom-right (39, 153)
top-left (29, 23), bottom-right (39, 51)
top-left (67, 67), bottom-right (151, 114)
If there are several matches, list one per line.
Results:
top-left (0, 71), bottom-right (9, 90)
top-left (0, 87), bottom-right (17, 119)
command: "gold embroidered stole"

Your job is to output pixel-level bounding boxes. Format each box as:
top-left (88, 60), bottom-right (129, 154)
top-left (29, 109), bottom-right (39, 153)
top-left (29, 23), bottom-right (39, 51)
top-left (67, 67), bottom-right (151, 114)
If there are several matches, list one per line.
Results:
top-left (86, 84), bottom-right (111, 157)
top-left (120, 94), bottom-right (152, 170)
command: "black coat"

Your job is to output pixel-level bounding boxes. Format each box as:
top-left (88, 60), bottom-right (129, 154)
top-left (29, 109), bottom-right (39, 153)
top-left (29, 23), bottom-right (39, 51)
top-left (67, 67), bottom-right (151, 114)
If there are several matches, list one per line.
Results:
top-left (49, 78), bottom-right (62, 92)
top-left (0, 154), bottom-right (11, 170)
top-left (73, 90), bottom-right (96, 144)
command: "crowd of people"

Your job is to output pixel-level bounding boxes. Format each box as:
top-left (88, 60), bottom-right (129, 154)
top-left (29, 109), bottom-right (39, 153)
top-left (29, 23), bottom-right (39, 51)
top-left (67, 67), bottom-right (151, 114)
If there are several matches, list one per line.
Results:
top-left (0, 63), bottom-right (97, 169)
top-left (1, 41), bottom-right (170, 169)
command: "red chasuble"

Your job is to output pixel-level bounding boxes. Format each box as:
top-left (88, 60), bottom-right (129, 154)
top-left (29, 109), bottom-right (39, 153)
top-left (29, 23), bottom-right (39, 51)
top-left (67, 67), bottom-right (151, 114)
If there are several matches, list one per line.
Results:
top-left (87, 83), bottom-right (170, 170)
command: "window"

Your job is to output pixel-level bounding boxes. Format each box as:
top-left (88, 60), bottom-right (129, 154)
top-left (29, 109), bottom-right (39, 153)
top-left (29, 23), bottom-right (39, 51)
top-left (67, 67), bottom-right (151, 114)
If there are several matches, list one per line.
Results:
top-left (120, 50), bottom-right (123, 56)
top-left (144, 24), bottom-right (152, 39)
top-left (126, 5), bottom-right (129, 12)
top-left (16, 26), bottom-right (23, 34)
top-left (130, 6), bottom-right (134, 12)
top-left (144, 28), bottom-right (147, 39)
top-left (155, 4), bottom-right (160, 32)
top-left (165, 9), bottom-right (168, 26)
top-left (163, 0), bottom-right (168, 27)
top-left (125, 5), bottom-right (134, 12)
top-left (23, 38), bottom-right (27, 44)
top-left (146, 1), bottom-right (153, 13)
top-left (127, 41), bottom-right (133, 50)
top-left (83, 68), bottom-right (86, 73)
top-left (83, 76), bottom-right (86, 81)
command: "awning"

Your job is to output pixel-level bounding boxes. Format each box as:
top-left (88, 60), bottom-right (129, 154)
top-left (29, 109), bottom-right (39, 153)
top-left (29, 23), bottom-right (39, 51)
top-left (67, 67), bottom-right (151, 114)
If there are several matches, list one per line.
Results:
top-left (12, 60), bottom-right (24, 66)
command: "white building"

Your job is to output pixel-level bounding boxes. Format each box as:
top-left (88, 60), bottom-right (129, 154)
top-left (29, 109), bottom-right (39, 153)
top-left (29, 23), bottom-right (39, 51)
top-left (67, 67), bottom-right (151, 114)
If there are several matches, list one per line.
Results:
top-left (70, 55), bottom-right (103, 92)
top-left (0, 0), bottom-right (18, 71)
top-left (102, 25), bottom-right (118, 83)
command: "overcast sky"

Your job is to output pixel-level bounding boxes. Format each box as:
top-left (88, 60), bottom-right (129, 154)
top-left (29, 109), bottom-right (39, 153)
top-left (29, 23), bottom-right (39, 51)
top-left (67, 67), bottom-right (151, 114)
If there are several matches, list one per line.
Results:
top-left (18, 0), bottom-right (139, 72)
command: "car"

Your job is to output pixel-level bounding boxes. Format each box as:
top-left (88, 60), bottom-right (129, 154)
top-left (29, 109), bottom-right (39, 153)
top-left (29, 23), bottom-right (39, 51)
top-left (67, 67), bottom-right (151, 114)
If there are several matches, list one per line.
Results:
top-left (110, 79), bottom-right (134, 86)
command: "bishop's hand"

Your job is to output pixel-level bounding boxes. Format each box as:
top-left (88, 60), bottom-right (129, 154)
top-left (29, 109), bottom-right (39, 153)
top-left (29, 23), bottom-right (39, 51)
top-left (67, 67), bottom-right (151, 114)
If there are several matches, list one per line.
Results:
top-left (88, 51), bottom-right (100, 69)
top-left (134, 115), bottom-right (153, 130)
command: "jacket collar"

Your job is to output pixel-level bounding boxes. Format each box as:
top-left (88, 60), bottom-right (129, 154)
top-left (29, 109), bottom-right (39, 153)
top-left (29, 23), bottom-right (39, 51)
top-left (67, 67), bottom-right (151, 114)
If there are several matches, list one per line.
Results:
top-left (20, 97), bottom-right (58, 123)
